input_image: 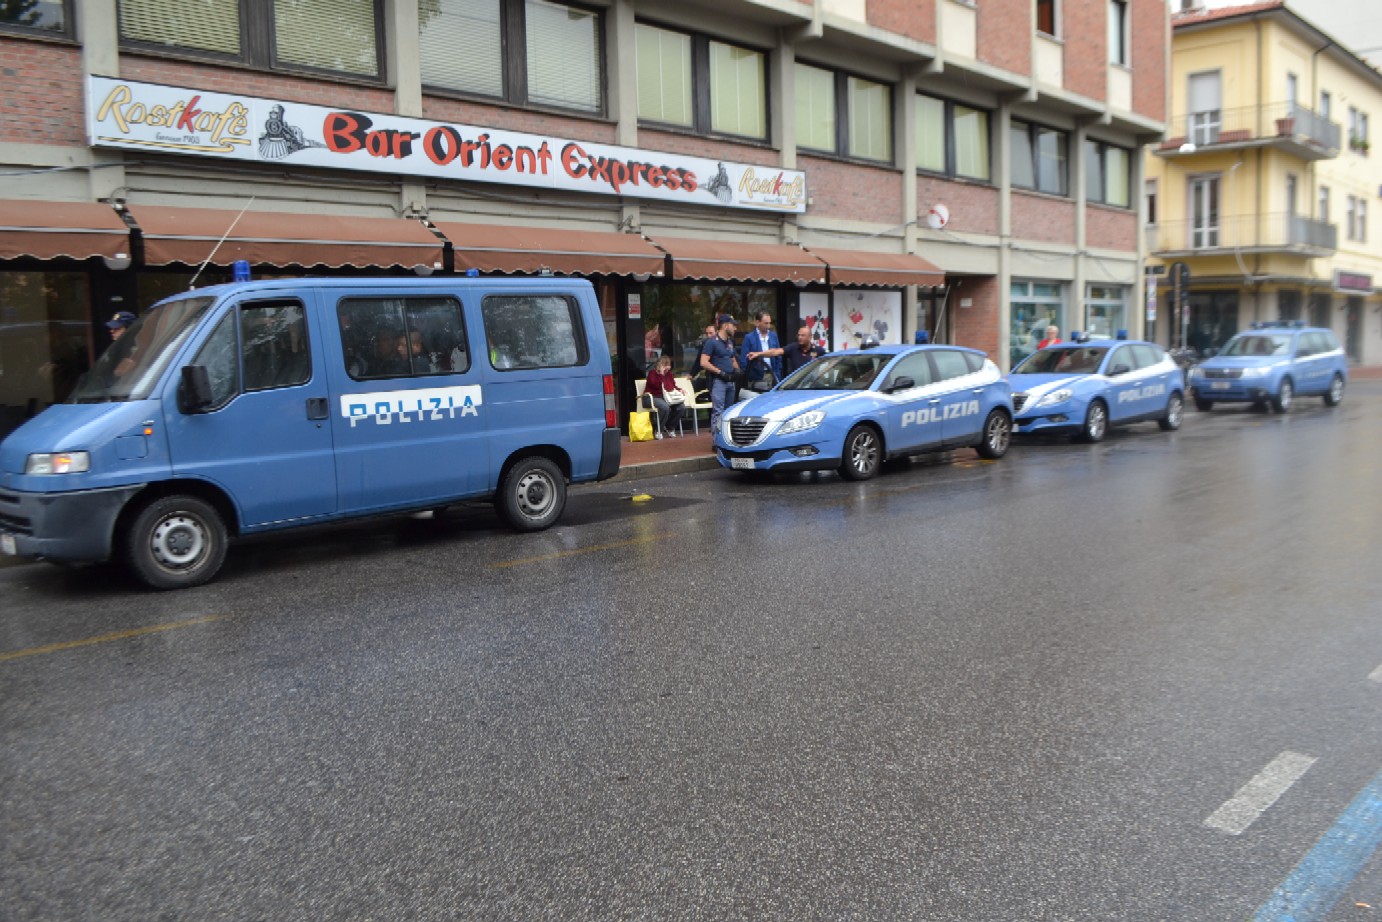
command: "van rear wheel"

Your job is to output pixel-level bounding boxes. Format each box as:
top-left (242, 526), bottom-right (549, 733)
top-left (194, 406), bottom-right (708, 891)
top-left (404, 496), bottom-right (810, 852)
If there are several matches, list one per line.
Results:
top-left (497, 457), bottom-right (566, 531)
top-left (125, 495), bottom-right (228, 590)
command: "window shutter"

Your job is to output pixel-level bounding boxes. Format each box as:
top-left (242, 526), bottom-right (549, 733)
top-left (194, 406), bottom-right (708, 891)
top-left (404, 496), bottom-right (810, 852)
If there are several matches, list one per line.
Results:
top-left (120, 0), bottom-right (242, 54)
top-left (274, 0), bottom-right (378, 76)
top-left (525, 0), bottom-right (601, 113)
top-left (636, 24), bottom-right (692, 126)
top-left (420, 0), bottom-right (503, 97)
top-left (794, 63), bottom-right (835, 152)
top-left (709, 41), bottom-right (765, 139)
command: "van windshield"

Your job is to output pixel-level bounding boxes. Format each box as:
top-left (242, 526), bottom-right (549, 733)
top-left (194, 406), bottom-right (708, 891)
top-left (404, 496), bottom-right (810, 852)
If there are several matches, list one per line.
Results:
top-left (67, 297), bottom-right (215, 403)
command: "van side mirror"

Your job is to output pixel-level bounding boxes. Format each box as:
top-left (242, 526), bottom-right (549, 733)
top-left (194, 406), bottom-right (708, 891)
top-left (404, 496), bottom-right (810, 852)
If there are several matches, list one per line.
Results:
top-left (179, 365), bottom-right (214, 413)
top-left (887, 376), bottom-right (915, 393)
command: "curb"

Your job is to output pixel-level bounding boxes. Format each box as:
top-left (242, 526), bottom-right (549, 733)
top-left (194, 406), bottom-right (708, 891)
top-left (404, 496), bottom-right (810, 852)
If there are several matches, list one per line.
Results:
top-left (607, 454), bottom-right (722, 483)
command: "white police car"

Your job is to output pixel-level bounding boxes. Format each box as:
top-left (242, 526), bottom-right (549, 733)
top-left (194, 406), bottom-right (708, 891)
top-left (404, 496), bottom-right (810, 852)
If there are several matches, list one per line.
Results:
top-left (714, 345), bottom-right (1013, 481)
top-left (1008, 336), bottom-right (1185, 442)
top-left (1187, 322), bottom-right (1347, 413)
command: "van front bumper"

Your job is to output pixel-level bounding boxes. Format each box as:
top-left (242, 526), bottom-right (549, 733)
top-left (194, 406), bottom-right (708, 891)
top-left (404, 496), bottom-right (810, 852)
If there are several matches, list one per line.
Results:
top-left (0, 484), bottom-right (144, 564)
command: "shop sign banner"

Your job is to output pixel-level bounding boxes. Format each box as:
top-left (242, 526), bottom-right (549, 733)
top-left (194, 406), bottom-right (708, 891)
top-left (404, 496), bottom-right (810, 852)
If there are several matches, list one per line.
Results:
top-left (1333, 270), bottom-right (1373, 293)
top-left (86, 77), bottom-right (807, 214)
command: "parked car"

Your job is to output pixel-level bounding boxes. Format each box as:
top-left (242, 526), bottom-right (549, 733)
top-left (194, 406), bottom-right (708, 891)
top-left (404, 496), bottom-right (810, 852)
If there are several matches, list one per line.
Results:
top-left (1007, 336), bottom-right (1186, 442)
top-left (714, 344), bottom-right (1013, 481)
top-left (0, 277), bottom-right (620, 589)
top-left (1186, 323), bottom-right (1347, 413)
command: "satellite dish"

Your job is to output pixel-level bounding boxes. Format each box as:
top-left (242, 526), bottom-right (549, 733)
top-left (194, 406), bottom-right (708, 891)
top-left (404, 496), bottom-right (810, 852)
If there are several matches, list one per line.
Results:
top-left (926, 203), bottom-right (950, 230)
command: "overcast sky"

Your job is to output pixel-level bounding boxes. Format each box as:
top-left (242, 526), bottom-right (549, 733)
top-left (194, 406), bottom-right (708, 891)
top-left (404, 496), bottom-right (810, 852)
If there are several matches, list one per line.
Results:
top-left (1202, 0), bottom-right (1382, 67)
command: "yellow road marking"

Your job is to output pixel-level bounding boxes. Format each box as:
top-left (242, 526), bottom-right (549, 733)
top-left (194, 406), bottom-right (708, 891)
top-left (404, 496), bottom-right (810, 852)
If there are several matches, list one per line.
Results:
top-left (0, 614), bottom-right (224, 664)
top-left (490, 534), bottom-right (667, 569)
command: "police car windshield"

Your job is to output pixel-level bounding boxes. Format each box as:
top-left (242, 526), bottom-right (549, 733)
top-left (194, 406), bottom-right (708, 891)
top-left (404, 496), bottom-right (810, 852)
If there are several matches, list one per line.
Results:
top-left (1224, 334), bottom-right (1291, 357)
top-left (1012, 346), bottom-right (1108, 375)
top-left (779, 353), bottom-right (889, 391)
top-left (67, 297), bottom-right (215, 403)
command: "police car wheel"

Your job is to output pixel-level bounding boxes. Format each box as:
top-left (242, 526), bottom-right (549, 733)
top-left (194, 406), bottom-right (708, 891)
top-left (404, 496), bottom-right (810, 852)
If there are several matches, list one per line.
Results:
top-left (1078, 400), bottom-right (1108, 443)
top-left (976, 410), bottom-right (1011, 459)
top-left (1272, 378), bottom-right (1294, 414)
top-left (125, 495), bottom-right (228, 590)
top-left (498, 457), bottom-right (566, 532)
top-left (1194, 396), bottom-right (1214, 412)
top-left (1158, 393), bottom-right (1184, 431)
top-left (839, 426), bottom-right (881, 481)
top-left (1324, 374), bottom-right (1344, 407)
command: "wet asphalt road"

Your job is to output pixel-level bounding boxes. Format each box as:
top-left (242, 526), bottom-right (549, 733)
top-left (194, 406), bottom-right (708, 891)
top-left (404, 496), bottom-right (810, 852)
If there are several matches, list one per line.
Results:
top-left (2, 384), bottom-right (1381, 922)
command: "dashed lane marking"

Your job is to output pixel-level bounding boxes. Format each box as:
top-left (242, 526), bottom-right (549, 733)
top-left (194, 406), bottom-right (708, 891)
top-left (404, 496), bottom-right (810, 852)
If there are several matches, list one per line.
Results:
top-left (1252, 766), bottom-right (1382, 921)
top-left (1368, 664), bottom-right (1382, 684)
top-left (0, 614), bottom-right (224, 664)
top-left (1204, 751), bottom-right (1318, 836)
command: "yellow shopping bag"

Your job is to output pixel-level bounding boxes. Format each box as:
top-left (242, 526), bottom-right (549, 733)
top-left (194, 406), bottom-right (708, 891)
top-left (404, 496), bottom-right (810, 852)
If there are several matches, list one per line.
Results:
top-left (629, 411), bottom-right (655, 442)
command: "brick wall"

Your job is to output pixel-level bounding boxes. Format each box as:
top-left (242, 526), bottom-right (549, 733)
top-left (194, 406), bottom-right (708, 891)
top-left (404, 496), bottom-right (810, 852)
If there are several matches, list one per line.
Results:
top-left (917, 176), bottom-right (1000, 236)
top-left (977, 0), bottom-right (1032, 76)
top-left (867, 0), bottom-right (937, 45)
top-left (0, 38), bottom-right (86, 147)
top-left (950, 274), bottom-right (1000, 354)
top-left (121, 56), bottom-right (395, 113)
top-left (799, 154), bottom-right (904, 223)
top-left (1131, 0), bottom-right (1167, 122)
top-left (1086, 204), bottom-right (1137, 251)
top-left (1063, 0), bottom-right (1107, 102)
top-left (1012, 191), bottom-right (1077, 244)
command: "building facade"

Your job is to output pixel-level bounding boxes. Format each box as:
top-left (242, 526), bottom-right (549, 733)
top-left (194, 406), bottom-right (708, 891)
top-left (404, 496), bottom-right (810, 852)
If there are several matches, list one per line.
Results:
top-left (1146, 0), bottom-right (1382, 362)
top-left (1, 0), bottom-right (1167, 436)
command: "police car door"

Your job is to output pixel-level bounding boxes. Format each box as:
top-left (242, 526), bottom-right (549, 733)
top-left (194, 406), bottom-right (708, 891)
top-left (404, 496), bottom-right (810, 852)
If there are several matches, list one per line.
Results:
top-left (879, 352), bottom-right (941, 452)
top-left (327, 290), bottom-right (486, 514)
top-left (1104, 344), bottom-right (1149, 421)
top-left (930, 349), bottom-right (985, 444)
top-left (165, 295), bottom-right (338, 527)
top-left (1292, 333), bottom-right (1327, 394)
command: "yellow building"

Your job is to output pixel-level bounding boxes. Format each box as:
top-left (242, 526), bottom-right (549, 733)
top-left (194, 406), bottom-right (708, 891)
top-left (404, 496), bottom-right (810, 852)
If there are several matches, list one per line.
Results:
top-left (1147, 0), bottom-right (1382, 364)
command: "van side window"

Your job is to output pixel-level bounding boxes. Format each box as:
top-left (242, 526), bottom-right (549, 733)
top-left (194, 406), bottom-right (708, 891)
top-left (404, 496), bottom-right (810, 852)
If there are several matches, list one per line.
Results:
top-left (190, 312), bottom-right (239, 411)
top-left (337, 297), bottom-right (469, 380)
top-left (482, 295), bottom-right (588, 370)
top-left (241, 301), bottom-right (310, 390)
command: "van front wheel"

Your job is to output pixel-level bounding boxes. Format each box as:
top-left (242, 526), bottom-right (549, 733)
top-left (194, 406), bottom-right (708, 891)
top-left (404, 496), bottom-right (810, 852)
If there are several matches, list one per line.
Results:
top-left (498, 457), bottom-right (566, 532)
top-left (125, 495), bottom-right (228, 590)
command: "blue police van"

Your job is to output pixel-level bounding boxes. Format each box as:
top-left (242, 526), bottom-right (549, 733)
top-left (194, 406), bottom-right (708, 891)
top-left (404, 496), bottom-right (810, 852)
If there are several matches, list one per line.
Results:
top-left (0, 277), bottom-right (620, 588)
top-left (1187, 322), bottom-right (1347, 413)
top-left (714, 344), bottom-right (1013, 480)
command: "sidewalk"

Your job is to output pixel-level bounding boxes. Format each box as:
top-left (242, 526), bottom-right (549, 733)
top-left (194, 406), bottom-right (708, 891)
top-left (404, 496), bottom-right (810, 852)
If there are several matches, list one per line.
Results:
top-left (610, 430), bottom-right (720, 483)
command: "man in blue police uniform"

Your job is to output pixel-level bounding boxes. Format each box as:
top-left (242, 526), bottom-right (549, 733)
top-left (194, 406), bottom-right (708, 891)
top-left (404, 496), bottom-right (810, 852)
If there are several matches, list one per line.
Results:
top-left (699, 313), bottom-right (740, 432)
top-left (740, 310), bottom-right (783, 393)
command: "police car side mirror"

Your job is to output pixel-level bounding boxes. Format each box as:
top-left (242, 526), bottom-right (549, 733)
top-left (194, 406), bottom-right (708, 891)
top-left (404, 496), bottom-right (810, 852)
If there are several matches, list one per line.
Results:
top-left (179, 365), bottom-right (214, 413)
top-left (1109, 364), bottom-right (1131, 377)
top-left (887, 376), bottom-right (915, 393)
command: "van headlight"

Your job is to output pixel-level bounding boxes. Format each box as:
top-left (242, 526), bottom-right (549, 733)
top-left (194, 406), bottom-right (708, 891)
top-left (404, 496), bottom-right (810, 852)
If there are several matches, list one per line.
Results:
top-left (777, 410), bottom-right (825, 435)
top-left (25, 452), bottom-right (90, 475)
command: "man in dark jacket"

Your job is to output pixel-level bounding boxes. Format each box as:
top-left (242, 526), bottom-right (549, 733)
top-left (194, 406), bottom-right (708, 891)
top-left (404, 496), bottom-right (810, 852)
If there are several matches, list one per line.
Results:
top-left (782, 325), bottom-right (827, 375)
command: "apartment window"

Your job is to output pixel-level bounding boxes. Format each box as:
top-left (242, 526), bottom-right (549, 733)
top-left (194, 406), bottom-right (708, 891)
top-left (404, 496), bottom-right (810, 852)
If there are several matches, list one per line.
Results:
top-left (1037, 0), bottom-right (1057, 36)
top-left (1085, 140), bottom-right (1130, 206)
top-left (1, 0), bottom-right (72, 37)
top-left (1286, 174), bottom-right (1297, 216)
top-left (1189, 175), bottom-right (1219, 248)
top-left (636, 23), bottom-right (765, 140)
top-left (916, 94), bottom-right (991, 181)
top-left (1318, 186), bottom-right (1330, 224)
top-left (1360, 199), bottom-right (1368, 243)
top-left (1109, 0), bottom-right (1128, 65)
top-left (1144, 179), bottom-right (1158, 225)
top-left (1348, 107), bottom-right (1370, 153)
top-left (1188, 71), bottom-right (1222, 145)
top-left (421, 0), bottom-right (602, 114)
top-left (1011, 120), bottom-right (1068, 196)
top-left (1320, 91), bottom-right (1331, 121)
top-left (120, 0), bottom-right (383, 78)
top-left (797, 63), bottom-right (892, 162)
top-left (1346, 196), bottom-right (1356, 241)
top-left (1346, 196), bottom-right (1368, 242)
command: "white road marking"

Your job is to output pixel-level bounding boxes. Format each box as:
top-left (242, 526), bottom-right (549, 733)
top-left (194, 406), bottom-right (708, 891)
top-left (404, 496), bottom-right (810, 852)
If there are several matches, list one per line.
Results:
top-left (1205, 751), bottom-right (1318, 836)
top-left (1369, 664), bottom-right (1382, 684)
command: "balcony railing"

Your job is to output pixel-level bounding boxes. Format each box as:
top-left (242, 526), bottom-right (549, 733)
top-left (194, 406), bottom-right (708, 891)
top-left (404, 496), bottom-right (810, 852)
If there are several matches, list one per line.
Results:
top-left (1157, 102), bottom-right (1342, 160)
top-left (1148, 212), bottom-right (1337, 256)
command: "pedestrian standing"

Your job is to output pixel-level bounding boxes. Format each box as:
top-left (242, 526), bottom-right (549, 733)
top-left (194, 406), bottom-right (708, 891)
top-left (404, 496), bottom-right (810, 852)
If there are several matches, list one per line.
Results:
top-left (740, 310), bottom-right (783, 392)
top-left (699, 314), bottom-right (740, 432)
top-left (782, 325), bottom-right (827, 375)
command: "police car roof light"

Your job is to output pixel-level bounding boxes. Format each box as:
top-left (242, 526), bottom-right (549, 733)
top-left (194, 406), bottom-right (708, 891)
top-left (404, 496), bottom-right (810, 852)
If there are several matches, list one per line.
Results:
top-left (1115, 329), bottom-right (1128, 340)
top-left (1071, 331), bottom-right (1089, 343)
